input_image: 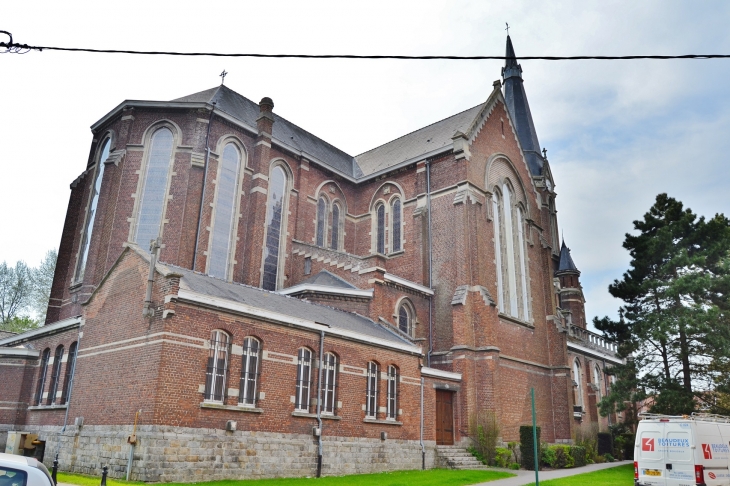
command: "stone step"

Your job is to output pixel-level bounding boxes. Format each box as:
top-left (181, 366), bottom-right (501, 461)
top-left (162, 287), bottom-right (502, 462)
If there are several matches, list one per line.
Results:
top-left (435, 446), bottom-right (489, 470)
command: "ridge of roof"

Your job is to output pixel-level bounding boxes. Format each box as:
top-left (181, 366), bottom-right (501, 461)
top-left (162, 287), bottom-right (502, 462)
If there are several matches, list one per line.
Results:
top-left (297, 269), bottom-right (359, 289)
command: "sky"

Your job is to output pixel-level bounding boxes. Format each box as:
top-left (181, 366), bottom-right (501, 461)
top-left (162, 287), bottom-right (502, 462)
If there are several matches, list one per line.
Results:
top-left (2, 0), bottom-right (729, 325)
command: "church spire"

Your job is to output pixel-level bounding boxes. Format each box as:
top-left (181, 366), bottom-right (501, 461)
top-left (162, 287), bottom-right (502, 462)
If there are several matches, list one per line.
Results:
top-left (501, 35), bottom-right (544, 175)
top-left (557, 240), bottom-right (580, 274)
top-left (502, 35), bottom-right (523, 80)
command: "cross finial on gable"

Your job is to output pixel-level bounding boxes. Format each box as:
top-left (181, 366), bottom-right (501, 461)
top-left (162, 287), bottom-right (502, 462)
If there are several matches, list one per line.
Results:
top-left (220, 70), bottom-right (228, 85)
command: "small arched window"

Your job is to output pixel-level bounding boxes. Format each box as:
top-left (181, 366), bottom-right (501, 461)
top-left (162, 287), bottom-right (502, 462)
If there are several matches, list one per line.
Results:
top-left (516, 206), bottom-right (530, 321)
top-left (262, 165), bottom-right (288, 291)
top-left (492, 192), bottom-right (505, 311)
top-left (397, 300), bottom-right (414, 336)
top-left (321, 352), bottom-right (338, 415)
top-left (366, 361), bottom-right (379, 418)
top-left (47, 345), bottom-right (64, 405)
top-left (76, 138), bottom-right (111, 282)
top-left (35, 348), bottom-right (50, 406)
top-left (593, 365), bottom-right (602, 400)
top-left (204, 330), bottom-right (230, 402)
top-left (136, 127), bottom-right (174, 248)
top-left (295, 348), bottom-right (313, 412)
top-left (209, 143), bottom-right (241, 280)
top-left (330, 203), bottom-right (341, 251)
top-left (239, 337), bottom-right (261, 407)
top-left (376, 203), bottom-right (385, 254)
top-left (391, 198), bottom-right (402, 252)
top-left (61, 342), bottom-right (78, 404)
top-left (316, 196), bottom-right (328, 247)
top-left (386, 365), bottom-right (398, 420)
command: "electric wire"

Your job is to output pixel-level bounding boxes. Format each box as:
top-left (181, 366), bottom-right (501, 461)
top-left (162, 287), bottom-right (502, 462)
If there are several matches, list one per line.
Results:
top-left (2, 31), bottom-right (730, 60)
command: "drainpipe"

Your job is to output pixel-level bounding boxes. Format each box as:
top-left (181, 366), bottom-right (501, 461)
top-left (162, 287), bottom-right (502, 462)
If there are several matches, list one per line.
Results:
top-left (192, 102), bottom-right (216, 271)
top-left (316, 330), bottom-right (324, 477)
top-left (142, 239), bottom-right (161, 318)
top-left (426, 160), bottom-right (433, 367)
top-left (420, 377), bottom-right (426, 469)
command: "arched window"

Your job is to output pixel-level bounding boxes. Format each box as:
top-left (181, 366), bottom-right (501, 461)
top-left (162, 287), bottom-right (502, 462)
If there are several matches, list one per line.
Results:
top-left (295, 348), bottom-right (313, 412)
top-left (61, 341), bottom-right (78, 404)
top-left (516, 206), bottom-right (530, 321)
top-left (502, 184), bottom-right (519, 316)
top-left (76, 138), bottom-right (111, 282)
top-left (321, 352), bottom-right (338, 415)
top-left (593, 365), bottom-right (602, 401)
top-left (316, 196), bottom-right (328, 247)
top-left (47, 345), bottom-right (64, 405)
top-left (239, 337), bottom-right (261, 407)
top-left (492, 192), bottom-right (505, 311)
top-left (573, 359), bottom-right (583, 412)
top-left (135, 128), bottom-right (174, 248)
top-left (35, 348), bottom-right (50, 406)
top-left (375, 203), bottom-right (385, 254)
top-left (386, 365), bottom-right (398, 420)
top-left (397, 300), bottom-right (414, 336)
top-left (366, 361), bottom-right (379, 418)
top-left (209, 143), bottom-right (241, 280)
top-left (204, 330), bottom-right (230, 402)
top-left (262, 165), bottom-right (288, 291)
top-left (391, 198), bottom-right (402, 252)
top-left (549, 198), bottom-right (559, 253)
top-left (330, 203), bottom-right (341, 251)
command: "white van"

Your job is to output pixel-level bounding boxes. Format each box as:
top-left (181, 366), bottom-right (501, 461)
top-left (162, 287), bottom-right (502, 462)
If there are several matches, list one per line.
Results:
top-left (635, 413), bottom-right (730, 486)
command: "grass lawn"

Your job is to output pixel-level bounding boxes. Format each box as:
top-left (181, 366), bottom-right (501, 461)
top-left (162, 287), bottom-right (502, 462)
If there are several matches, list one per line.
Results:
top-left (58, 469), bottom-right (515, 486)
top-left (521, 463), bottom-right (634, 485)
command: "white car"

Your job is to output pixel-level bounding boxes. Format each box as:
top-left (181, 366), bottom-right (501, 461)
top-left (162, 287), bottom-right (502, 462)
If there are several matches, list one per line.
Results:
top-left (0, 453), bottom-right (54, 486)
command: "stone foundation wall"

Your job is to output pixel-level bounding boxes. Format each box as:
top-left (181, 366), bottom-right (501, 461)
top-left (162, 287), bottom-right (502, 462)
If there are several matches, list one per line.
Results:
top-left (1, 424), bottom-right (436, 481)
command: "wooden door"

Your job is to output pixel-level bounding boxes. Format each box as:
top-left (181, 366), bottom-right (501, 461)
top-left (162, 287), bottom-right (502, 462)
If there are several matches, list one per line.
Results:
top-left (435, 389), bottom-right (454, 445)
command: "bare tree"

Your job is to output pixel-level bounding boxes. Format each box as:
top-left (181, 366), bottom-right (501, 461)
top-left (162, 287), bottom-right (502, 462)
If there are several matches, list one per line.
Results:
top-left (30, 249), bottom-right (57, 324)
top-left (0, 260), bottom-right (33, 324)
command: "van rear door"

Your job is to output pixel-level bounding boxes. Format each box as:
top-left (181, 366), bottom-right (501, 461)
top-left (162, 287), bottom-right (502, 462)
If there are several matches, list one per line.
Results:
top-left (637, 422), bottom-right (666, 485)
top-left (662, 421), bottom-right (694, 485)
top-left (697, 422), bottom-right (730, 486)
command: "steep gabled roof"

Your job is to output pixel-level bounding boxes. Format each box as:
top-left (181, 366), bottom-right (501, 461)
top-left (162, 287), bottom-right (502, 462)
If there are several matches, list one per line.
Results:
top-left (557, 241), bottom-right (580, 274)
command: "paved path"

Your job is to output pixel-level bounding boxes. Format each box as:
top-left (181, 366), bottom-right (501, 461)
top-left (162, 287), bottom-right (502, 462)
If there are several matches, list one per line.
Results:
top-left (474, 460), bottom-right (633, 486)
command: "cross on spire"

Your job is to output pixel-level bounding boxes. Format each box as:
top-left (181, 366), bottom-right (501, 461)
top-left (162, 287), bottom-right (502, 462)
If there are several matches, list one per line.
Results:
top-left (220, 70), bottom-right (228, 85)
top-left (505, 22), bottom-right (510, 36)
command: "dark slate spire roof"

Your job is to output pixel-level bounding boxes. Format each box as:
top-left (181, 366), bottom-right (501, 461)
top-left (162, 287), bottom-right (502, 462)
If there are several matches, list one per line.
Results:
top-left (501, 36), bottom-right (545, 176)
top-left (557, 241), bottom-right (580, 274)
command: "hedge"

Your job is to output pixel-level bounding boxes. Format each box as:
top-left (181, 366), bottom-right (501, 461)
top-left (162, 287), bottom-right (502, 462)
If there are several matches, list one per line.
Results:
top-left (520, 425), bottom-right (541, 470)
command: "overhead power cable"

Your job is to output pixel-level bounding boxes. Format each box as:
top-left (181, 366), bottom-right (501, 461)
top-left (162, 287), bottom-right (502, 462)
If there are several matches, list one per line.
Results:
top-left (2, 31), bottom-right (730, 60)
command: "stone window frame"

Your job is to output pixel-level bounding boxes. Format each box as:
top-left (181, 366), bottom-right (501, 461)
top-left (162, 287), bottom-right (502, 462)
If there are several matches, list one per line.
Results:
top-left (365, 361), bottom-right (379, 418)
top-left (315, 193), bottom-right (330, 248)
top-left (572, 358), bottom-right (584, 412)
top-left (385, 365), bottom-right (399, 421)
top-left (593, 364), bottom-right (602, 401)
top-left (295, 347), bottom-right (314, 412)
top-left (206, 137), bottom-right (248, 281)
top-left (330, 200), bottom-right (343, 251)
top-left (239, 336), bottom-right (262, 408)
top-left (61, 341), bottom-right (78, 405)
top-left (35, 348), bottom-right (50, 406)
top-left (389, 194), bottom-right (403, 254)
top-left (394, 297), bottom-right (417, 337)
top-left (127, 121), bottom-right (182, 249)
top-left (260, 160), bottom-right (293, 291)
top-left (204, 329), bottom-right (231, 403)
top-left (47, 345), bottom-right (64, 405)
top-left (369, 182), bottom-right (406, 256)
top-left (73, 132), bottom-right (114, 284)
top-left (320, 351), bottom-right (339, 416)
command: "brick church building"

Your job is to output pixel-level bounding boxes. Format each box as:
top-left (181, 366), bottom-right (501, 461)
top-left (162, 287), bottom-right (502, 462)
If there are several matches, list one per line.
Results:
top-left (0, 37), bottom-right (621, 480)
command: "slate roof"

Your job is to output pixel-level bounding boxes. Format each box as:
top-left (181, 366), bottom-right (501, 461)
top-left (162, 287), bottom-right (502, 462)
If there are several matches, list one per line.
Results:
top-left (557, 241), bottom-right (580, 274)
top-left (297, 270), bottom-right (359, 289)
top-left (173, 86), bottom-right (359, 177)
top-left (502, 35), bottom-right (545, 176)
top-left (164, 263), bottom-right (412, 347)
top-left (353, 104), bottom-right (485, 177)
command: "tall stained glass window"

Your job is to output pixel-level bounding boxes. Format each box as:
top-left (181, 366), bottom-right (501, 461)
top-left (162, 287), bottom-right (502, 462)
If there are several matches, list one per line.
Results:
top-left (391, 198), bottom-right (401, 252)
top-left (262, 166), bottom-right (287, 291)
top-left (330, 204), bottom-right (340, 250)
top-left (76, 138), bottom-right (111, 281)
top-left (316, 196), bottom-right (327, 247)
top-left (209, 144), bottom-right (241, 279)
top-left (376, 203), bottom-right (385, 254)
top-left (136, 128), bottom-right (174, 248)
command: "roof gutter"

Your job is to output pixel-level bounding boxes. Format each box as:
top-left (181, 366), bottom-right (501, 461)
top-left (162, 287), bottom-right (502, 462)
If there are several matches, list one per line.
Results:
top-left (0, 316), bottom-right (81, 347)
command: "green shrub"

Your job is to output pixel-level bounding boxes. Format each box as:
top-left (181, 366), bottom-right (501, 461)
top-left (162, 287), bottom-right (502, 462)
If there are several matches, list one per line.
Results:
top-left (541, 446), bottom-right (557, 468)
top-left (597, 432), bottom-right (613, 455)
top-left (570, 445), bottom-right (586, 467)
top-left (494, 447), bottom-right (512, 468)
top-left (520, 425), bottom-right (541, 470)
top-left (509, 463), bottom-right (520, 470)
top-left (573, 423), bottom-right (598, 464)
top-left (604, 452), bottom-right (615, 462)
top-left (621, 433), bottom-right (635, 460)
top-left (507, 441), bottom-right (519, 464)
top-left (469, 411), bottom-right (500, 466)
top-left (467, 446), bottom-right (486, 465)
top-left (541, 445), bottom-right (575, 468)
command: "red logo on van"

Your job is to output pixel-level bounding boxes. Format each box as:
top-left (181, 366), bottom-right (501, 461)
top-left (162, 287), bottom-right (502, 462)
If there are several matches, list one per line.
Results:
top-left (708, 472), bottom-right (717, 479)
top-left (702, 443), bottom-right (712, 460)
top-left (642, 438), bottom-right (655, 451)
